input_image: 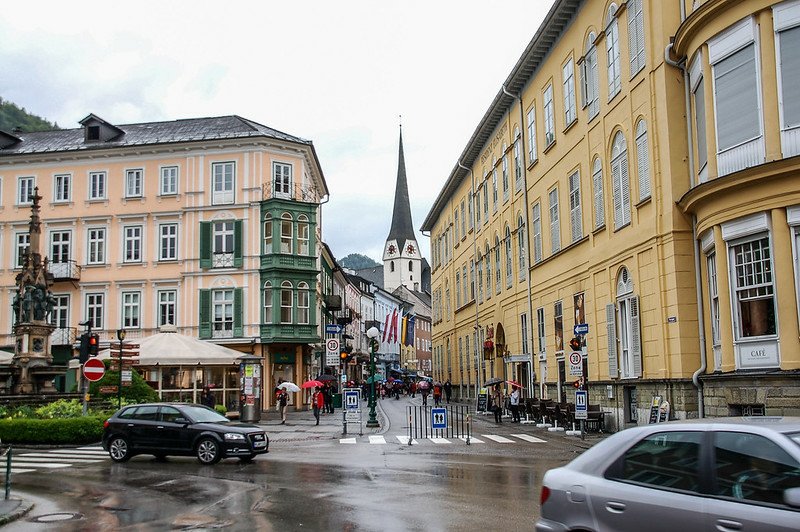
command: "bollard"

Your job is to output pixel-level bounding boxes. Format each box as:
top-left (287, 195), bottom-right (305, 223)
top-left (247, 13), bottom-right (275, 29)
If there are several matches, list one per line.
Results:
top-left (4, 445), bottom-right (11, 500)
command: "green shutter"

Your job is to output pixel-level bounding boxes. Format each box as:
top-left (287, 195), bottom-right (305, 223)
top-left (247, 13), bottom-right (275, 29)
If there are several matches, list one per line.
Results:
top-left (233, 220), bottom-right (243, 268)
top-left (199, 289), bottom-right (211, 339)
top-left (199, 222), bottom-right (212, 269)
top-left (233, 288), bottom-right (243, 337)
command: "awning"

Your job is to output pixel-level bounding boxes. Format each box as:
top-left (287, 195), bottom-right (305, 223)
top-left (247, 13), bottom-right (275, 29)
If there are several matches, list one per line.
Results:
top-left (97, 331), bottom-right (246, 365)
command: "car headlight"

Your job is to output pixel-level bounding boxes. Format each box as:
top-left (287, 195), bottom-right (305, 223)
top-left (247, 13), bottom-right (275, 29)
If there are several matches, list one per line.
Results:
top-left (224, 433), bottom-right (246, 441)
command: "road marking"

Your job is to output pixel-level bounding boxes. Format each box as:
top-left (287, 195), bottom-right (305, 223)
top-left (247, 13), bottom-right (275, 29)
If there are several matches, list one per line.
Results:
top-left (1, 468), bottom-right (36, 474)
top-left (369, 435), bottom-right (386, 445)
top-left (430, 438), bottom-right (451, 444)
top-left (339, 438), bottom-right (357, 444)
top-left (481, 434), bottom-right (514, 443)
top-left (511, 434), bottom-right (547, 443)
top-left (8, 462), bottom-right (71, 468)
top-left (13, 456), bottom-right (104, 463)
top-left (458, 436), bottom-right (484, 443)
top-left (21, 452), bottom-right (106, 458)
top-left (396, 436), bottom-right (418, 445)
top-left (44, 450), bottom-right (109, 455)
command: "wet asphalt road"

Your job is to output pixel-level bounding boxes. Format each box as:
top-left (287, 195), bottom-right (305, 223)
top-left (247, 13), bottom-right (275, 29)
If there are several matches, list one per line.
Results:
top-left (5, 395), bottom-right (599, 531)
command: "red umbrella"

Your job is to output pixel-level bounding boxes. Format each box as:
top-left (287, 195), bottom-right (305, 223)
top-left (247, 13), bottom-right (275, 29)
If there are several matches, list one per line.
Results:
top-left (506, 380), bottom-right (524, 388)
top-left (302, 380), bottom-right (324, 389)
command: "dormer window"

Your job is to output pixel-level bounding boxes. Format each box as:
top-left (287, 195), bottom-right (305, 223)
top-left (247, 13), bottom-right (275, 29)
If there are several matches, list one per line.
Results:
top-left (79, 113), bottom-right (124, 143)
top-left (87, 126), bottom-right (100, 141)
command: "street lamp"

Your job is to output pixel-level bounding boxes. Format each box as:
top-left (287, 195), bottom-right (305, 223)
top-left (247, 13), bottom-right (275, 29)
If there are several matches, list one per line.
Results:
top-left (366, 326), bottom-right (380, 428)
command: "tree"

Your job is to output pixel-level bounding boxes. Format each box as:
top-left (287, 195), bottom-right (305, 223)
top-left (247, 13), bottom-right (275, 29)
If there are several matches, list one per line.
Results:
top-left (0, 97), bottom-right (59, 132)
top-left (340, 253), bottom-right (380, 270)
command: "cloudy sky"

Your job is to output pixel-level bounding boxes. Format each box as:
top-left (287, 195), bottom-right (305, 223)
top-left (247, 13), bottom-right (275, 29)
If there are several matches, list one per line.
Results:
top-left (1, 1), bottom-right (553, 263)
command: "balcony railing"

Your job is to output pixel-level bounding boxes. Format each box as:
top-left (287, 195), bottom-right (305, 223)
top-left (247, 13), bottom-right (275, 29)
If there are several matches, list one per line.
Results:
top-left (50, 327), bottom-right (77, 346)
top-left (212, 252), bottom-right (234, 268)
top-left (50, 260), bottom-right (81, 281)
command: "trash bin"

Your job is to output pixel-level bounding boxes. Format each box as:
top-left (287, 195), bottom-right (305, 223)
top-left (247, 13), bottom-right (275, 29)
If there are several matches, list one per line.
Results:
top-left (333, 393), bottom-right (342, 409)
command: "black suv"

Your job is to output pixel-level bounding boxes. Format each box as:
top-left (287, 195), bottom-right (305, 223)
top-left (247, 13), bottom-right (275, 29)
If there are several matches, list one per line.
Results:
top-left (102, 403), bottom-right (269, 465)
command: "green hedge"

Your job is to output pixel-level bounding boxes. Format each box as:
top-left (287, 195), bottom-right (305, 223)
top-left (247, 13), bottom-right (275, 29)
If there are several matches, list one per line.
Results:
top-left (0, 416), bottom-right (105, 444)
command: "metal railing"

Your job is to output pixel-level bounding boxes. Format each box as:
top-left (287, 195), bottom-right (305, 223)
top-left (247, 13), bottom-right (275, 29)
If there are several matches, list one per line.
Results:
top-left (406, 405), bottom-right (471, 444)
top-left (50, 327), bottom-right (77, 346)
top-left (49, 259), bottom-right (81, 281)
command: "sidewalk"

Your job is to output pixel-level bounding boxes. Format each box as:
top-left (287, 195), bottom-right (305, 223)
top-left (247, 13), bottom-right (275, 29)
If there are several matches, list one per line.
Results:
top-left (255, 399), bottom-right (388, 443)
top-left (0, 497), bottom-right (34, 526)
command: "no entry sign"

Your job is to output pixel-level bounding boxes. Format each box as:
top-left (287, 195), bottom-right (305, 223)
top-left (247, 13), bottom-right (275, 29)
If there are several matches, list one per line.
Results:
top-left (83, 358), bottom-right (106, 382)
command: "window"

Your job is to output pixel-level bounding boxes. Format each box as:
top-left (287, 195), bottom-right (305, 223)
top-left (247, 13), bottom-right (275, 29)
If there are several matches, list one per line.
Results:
top-left (581, 32), bottom-right (600, 119)
top-left (527, 106), bottom-right (538, 163)
top-left (491, 166), bottom-right (498, 212)
top-left (544, 84), bottom-right (555, 146)
top-left (609, 431), bottom-right (702, 492)
top-left (125, 169), bottom-right (143, 198)
top-left (513, 130), bottom-right (523, 192)
top-left (263, 281), bottom-right (273, 324)
top-left (592, 158), bottom-right (605, 229)
top-left (159, 223), bottom-right (178, 261)
top-left (501, 149), bottom-right (509, 202)
top-left (158, 290), bottom-right (176, 327)
top-left (274, 162), bottom-right (292, 198)
top-left (456, 271), bottom-right (462, 308)
top-left (122, 292), bottom-right (141, 329)
top-left (505, 226), bottom-right (513, 288)
top-left (477, 253), bottom-right (484, 303)
top-left (50, 294), bottom-right (69, 329)
top-left (263, 214), bottom-right (273, 253)
top-left (563, 59), bottom-right (577, 125)
top-left (86, 293), bottom-right (104, 330)
top-left (461, 199), bottom-right (467, 238)
top-left (485, 243), bottom-right (492, 299)
top-left (200, 220), bottom-right (242, 269)
top-left (89, 171), bottom-right (106, 200)
top-left (521, 313), bottom-right (529, 355)
top-left (482, 179), bottom-right (489, 222)
top-left (50, 230), bottom-right (71, 265)
top-left (462, 264), bottom-right (468, 304)
top-left (468, 193), bottom-right (474, 230)
top-left (707, 252), bottom-right (721, 348)
top-left (517, 215), bottom-right (526, 281)
top-left (569, 171), bottom-right (582, 242)
top-left (17, 176), bottom-right (34, 205)
top-left (454, 205), bottom-right (460, 241)
top-left (212, 162), bottom-right (235, 204)
top-left (635, 120), bottom-right (651, 201)
top-left (554, 301), bottom-right (563, 352)
top-left (281, 281), bottom-right (293, 324)
top-left (160, 166), bottom-right (178, 195)
top-left (15, 233), bottom-right (29, 268)
top-left (537, 307), bottom-right (546, 353)
top-left (691, 54), bottom-right (708, 179)
top-left (123, 226), bottom-right (143, 263)
top-left (445, 280), bottom-right (451, 317)
top-left (281, 213), bottom-right (293, 254)
top-left (54, 174), bottom-right (71, 202)
top-left (532, 203), bottom-right (543, 264)
top-left (549, 188), bottom-right (561, 254)
top-left (298, 282), bottom-right (310, 324)
top-left (609, 267), bottom-right (642, 379)
top-left (297, 214), bottom-right (310, 255)
top-left (469, 260), bottom-right (475, 300)
top-left (606, 4), bottom-right (622, 98)
top-left (494, 236), bottom-right (502, 294)
top-left (611, 132), bottom-right (631, 230)
top-left (713, 432), bottom-right (800, 505)
top-left (731, 236), bottom-right (775, 339)
top-left (776, 6), bottom-right (800, 156)
top-left (213, 289), bottom-right (234, 338)
top-left (628, 0), bottom-right (646, 76)
top-left (711, 19), bottom-right (763, 175)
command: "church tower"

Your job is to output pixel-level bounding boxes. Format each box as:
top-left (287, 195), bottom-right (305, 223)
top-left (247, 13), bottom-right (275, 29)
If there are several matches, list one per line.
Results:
top-left (383, 127), bottom-right (421, 292)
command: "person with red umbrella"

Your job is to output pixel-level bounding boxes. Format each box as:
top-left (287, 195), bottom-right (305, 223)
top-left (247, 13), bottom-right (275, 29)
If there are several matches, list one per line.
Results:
top-left (311, 386), bottom-right (324, 425)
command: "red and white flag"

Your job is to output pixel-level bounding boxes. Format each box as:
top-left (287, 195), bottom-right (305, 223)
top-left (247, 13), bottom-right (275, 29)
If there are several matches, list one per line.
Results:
top-left (382, 313), bottom-right (391, 343)
top-left (390, 309), bottom-right (399, 343)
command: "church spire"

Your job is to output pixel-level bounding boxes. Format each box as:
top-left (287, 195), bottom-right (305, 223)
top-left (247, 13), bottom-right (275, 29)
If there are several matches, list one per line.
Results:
top-left (387, 125), bottom-right (415, 244)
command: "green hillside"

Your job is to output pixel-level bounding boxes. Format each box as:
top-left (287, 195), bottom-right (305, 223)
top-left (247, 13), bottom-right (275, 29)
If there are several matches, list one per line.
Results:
top-left (0, 98), bottom-right (59, 132)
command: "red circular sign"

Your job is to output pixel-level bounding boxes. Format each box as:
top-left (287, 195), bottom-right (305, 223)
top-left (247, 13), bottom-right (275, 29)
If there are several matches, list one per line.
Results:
top-left (83, 358), bottom-right (106, 382)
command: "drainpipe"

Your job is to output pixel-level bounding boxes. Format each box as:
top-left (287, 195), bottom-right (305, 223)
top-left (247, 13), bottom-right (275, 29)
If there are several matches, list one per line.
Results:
top-left (502, 84), bottom-right (536, 398)
top-left (458, 160), bottom-right (480, 401)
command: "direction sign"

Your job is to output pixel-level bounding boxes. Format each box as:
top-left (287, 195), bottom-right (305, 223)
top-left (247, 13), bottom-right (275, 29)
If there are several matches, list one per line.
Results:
top-left (83, 358), bottom-right (106, 382)
top-left (431, 408), bottom-right (447, 429)
top-left (325, 324), bottom-right (343, 335)
top-left (569, 351), bottom-right (583, 376)
top-left (574, 323), bottom-right (589, 335)
top-left (575, 390), bottom-right (588, 420)
top-left (344, 389), bottom-right (360, 410)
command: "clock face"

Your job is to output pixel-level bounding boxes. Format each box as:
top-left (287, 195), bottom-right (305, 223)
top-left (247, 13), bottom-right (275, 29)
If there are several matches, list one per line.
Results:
top-left (406, 244), bottom-right (415, 254)
top-left (387, 244), bottom-right (397, 255)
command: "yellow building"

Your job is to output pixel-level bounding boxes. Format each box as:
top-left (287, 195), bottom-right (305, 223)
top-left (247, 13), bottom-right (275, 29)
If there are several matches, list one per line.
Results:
top-left (0, 114), bottom-right (328, 408)
top-left (423, 0), bottom-right (800, 429)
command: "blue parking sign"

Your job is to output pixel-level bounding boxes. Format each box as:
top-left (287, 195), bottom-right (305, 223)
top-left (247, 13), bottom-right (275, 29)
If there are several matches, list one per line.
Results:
top-left (431, 408), bottom-right (447, 429)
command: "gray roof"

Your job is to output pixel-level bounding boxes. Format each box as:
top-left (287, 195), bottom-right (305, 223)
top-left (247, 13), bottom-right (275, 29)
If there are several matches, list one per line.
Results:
top-left (355, 266), bottom-right (384, 289)
top-left (387, 128), bottom-right (416, 244)
top-left (0, 115), bottom-right (310, 156)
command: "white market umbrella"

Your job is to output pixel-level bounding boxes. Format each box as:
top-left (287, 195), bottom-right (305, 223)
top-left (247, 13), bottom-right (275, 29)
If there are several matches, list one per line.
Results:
top-left (0, 349), bottom-right (14, 364)
top-left (277, 382), bottom-right (300, 393)
top-left (97, 330), bottom-right (246, 365)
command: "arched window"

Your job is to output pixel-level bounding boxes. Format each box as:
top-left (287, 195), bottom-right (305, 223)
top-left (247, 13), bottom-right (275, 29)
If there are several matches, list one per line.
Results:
top-left (611, 131), bottom-right (631, 229)
top-left (280, 281), bottom-right (293, 324)
top-left (609, 267), bottom-right (641, 379)
top-left (297, 282), bottom-right (309, 324)
top-left (476, 252), bottom-right (484, 303)
top-left (280, 213), bottom-right (293, 254)
top-left (491, 161), bottom-right (499, 212)
top-left (297, 214), bottom-right (309, 255)
top-left (409, 260), bottom-right (413, 272)
top-left (635, 119), bottom-right (650, 200)
top-left (494, 235), bottom-right (502, 293)
top-left (484, 243), bottom-right (492, 298)
top-left (504, 226), bottom-right (513, 287)
top-left (390, 261), bottom-right (395, 273)
top-left (513, 128), bottom-right (523, 192)
top-left (263, 281), bottom-right (273, 324)
top-left (592, 157), bottom-right (605, 229)
top-left (263, 213), bottom-right (273, 254)
top-left (583, 31), bottom-right (600, 118)
top-left (517, 215), bottom-right (526, 281)
top-left (501, 144), bottom-right (509, 201)
top-left (606, 4), bottom-right (621, 98)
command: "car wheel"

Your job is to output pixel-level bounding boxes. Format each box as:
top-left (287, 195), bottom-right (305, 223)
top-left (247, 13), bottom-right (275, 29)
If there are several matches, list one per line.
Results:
top-left (196, 437), bottom-right (222, 465)
top-left (108, 437), bottom-right (131, 462)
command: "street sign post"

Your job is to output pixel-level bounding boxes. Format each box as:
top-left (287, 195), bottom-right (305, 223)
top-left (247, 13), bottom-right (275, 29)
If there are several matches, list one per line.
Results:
top-left (343, 388), bottom-right (362, 436)
top-left (431, 408), bottom-right (447, 429)
top-left (569, 351), bottom-right (583, 376)
top-left (325, 338), bottom-right (340, 366)
top-left (83, 358), bottom-right (106, 382)
top-left (344, 390), bottom-right (360, 410)
top-left (575, 389), bottom-right (588, 441)
top-left (574, 323), bottom-right (589, 335)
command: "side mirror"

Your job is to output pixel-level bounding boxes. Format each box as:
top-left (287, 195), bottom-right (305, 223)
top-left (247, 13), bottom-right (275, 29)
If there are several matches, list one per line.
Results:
top-left (784, 487), bottom-right (800, 508)
top-left (174, 417), bottom-right (189, 425)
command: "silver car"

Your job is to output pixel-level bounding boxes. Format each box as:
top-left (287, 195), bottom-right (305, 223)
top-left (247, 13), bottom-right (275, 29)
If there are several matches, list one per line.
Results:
top-left (536, 417), bottom-right (800, 532)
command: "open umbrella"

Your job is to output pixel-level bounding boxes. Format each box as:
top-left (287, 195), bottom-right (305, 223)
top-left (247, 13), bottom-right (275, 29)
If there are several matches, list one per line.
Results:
top-left (278, 381), bottom-right (301, 393)
top-left (365, 375), bottom-right (385, 384)
top-left (316, 374), bottom-right (335, 382)
top-left (417, 380), bottom-right (430, 390)
top-left (506, 380), bottom-right (524, 388)
top-left (484, 377), bottom-right (503, 386)
top-left (302, 380), bottom-right (324, 389)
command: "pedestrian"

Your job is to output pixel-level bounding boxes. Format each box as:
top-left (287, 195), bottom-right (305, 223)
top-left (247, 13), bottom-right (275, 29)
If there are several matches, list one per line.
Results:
top-left (201, 386), bottom-right (215, 409)
top-left (421, 386), bottom-right (429, 406)
top-left (510, 386), bottom-right (521, 422)
top-left (410, 381), bottom-right (417, 398)
top-left (274, 379), bottom-right (285, 413)
top-left (492, 385), bottom-right (503, 423)
top-left (278, 388), bottom-right (289, 424)
top-left (328, 382), bottom-right (337, 413)
top-left (444, 380), bottom-right (452, 404)
top-left (433, 382), bottom-right (442, 406)
top-left (312, 386), bottom-right (324, 425)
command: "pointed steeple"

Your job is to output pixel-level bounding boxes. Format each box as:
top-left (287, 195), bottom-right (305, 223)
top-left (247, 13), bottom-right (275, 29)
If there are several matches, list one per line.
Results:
top-left (387, 126), bottom-right (415, 244)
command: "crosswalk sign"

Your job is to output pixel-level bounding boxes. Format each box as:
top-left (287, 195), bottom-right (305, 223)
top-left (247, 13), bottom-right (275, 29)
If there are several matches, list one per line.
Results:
top-left (344, 389), bottom-right (360, 410)
top-left (431, 408), bottom-right (447, 429)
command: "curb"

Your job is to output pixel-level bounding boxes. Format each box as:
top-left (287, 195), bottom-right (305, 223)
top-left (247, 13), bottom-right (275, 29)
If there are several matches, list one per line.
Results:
top-left (0, 498), bottom-right (34, 526)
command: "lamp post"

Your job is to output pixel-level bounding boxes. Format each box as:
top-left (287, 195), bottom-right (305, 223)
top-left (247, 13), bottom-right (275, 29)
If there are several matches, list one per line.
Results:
top-left (116, 328), bottom-right (126, 409)
top-left (366, 326), bottom-right (380, 428)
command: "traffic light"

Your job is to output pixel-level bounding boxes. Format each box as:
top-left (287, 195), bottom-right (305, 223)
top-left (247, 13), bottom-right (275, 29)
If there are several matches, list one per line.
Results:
top-left (573, 379), bottom-right (582, 389)
top-left (88, 334), bottom-right (99, 357)
top-left (569, 336), bottom-right (582, 352)
top-left (340, 351), bottom-right (349, 362)
top-left (78, 333), bottom-right (90, 364)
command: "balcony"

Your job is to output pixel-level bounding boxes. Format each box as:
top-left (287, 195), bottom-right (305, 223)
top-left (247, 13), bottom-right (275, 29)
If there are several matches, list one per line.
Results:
top-left (50, 327), bottom-right (77, 346)
top-left (50, 260), bottom-right (81, 282)
top-left (212, 252), bottom-right (234, 268)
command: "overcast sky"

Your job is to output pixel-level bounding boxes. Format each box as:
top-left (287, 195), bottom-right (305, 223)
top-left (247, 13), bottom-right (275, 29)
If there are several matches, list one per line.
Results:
top-left (1, 1), bottom-right (553, 263)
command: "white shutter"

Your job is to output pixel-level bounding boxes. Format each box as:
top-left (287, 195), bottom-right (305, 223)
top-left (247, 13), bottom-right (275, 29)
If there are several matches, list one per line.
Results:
top-left (620, 151), bottom-right (631, 225)
top-left (630, 296), bottom-right (642, 377)
top-left (628, 0), bottom-right (639, 73)
top-left (593, 160), bottom-right (605, 228)
top-left (636, 1), bottom-right (646, 71)
top-left (606, 303), bottom-right (618, 378)
top-left (636, 123), bottom-right (650, 200)
top-left (589, 50), bottom-right (600, 117)
top-left (579, 59), bottom-right (588, 108)
top-left (612, 158), bottom-right (623, 229)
